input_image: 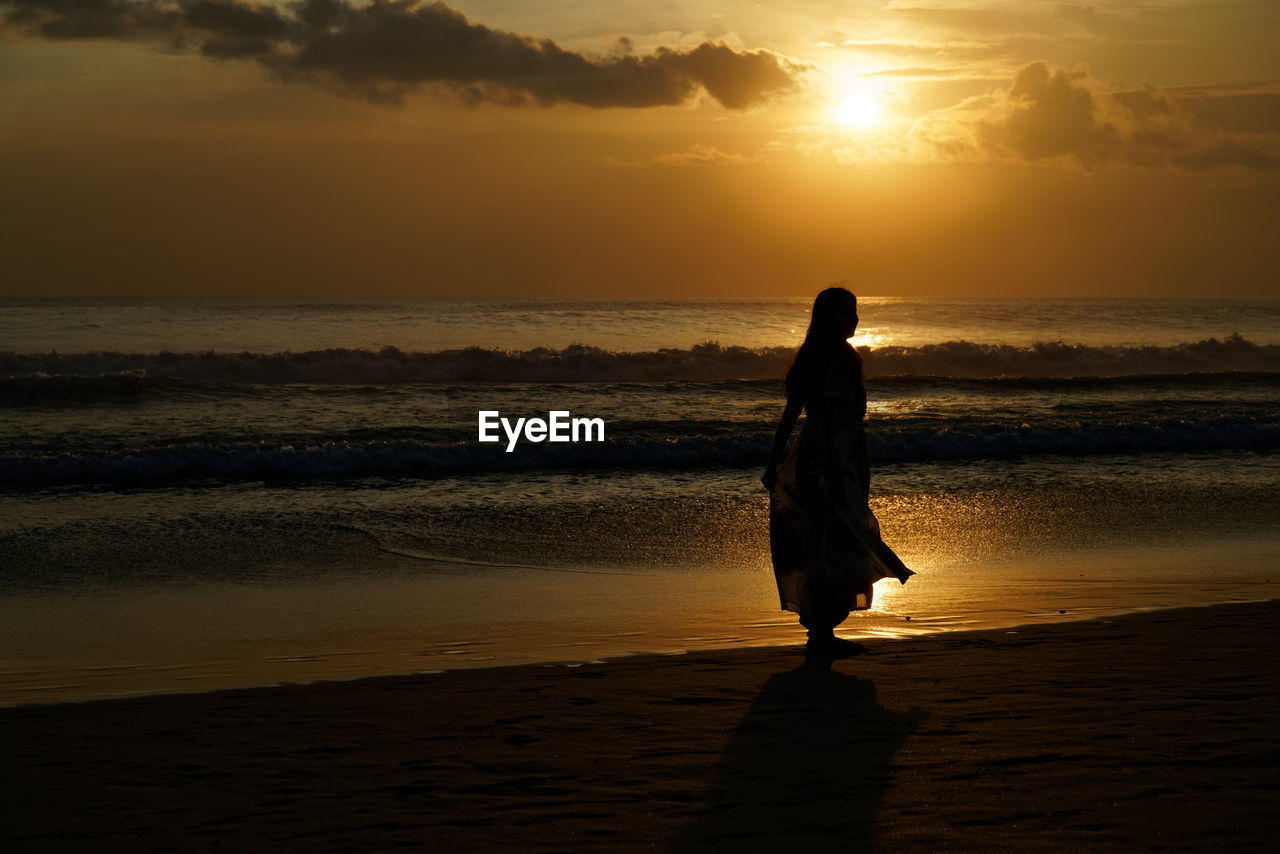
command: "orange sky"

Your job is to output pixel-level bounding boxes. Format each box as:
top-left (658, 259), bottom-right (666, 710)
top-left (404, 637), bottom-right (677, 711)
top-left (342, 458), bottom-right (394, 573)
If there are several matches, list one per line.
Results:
top-left (1, 0), bottom-right (1277, 297)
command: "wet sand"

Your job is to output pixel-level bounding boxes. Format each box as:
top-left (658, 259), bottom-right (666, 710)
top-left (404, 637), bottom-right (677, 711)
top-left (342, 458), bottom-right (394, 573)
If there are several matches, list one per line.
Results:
top-left (3, 600), bottom-right (1277, 852)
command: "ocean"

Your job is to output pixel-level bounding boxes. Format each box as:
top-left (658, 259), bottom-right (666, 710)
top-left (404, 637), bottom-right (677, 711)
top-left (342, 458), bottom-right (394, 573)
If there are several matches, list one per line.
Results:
top-left (2, 297), bottom-right (1278, 704)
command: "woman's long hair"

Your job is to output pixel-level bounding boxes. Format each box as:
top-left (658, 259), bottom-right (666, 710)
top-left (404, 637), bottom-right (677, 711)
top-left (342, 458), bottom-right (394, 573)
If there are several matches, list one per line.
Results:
top-left (784, 286), bottom-right (863, 402)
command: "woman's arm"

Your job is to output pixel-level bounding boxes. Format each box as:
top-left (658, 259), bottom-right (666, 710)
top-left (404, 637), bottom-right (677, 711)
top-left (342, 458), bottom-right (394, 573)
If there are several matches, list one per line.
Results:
top-left (761, 397), bottom-right (802, 490)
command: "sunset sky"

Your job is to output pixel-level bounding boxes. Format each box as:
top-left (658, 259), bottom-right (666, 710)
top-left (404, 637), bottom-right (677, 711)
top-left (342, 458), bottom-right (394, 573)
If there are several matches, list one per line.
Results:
top-left (2, 0), bottom-right (1277, 298)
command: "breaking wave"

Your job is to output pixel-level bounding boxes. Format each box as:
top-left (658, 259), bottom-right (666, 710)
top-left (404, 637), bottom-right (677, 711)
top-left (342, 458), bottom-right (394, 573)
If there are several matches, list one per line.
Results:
top-left (2, 335), bottom-right (1276, 390)
top-left (3, 417), bottom-right (1275, 484)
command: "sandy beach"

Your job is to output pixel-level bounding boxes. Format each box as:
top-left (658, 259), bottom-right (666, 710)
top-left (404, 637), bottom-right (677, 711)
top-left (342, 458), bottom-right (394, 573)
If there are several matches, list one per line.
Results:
top-left (3, 599), bottom-right (1276, 852)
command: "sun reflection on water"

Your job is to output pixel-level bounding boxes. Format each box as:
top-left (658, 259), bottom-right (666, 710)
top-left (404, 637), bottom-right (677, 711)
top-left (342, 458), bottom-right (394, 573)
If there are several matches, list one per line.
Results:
top-left (854, 328), bottom-right (892, 346)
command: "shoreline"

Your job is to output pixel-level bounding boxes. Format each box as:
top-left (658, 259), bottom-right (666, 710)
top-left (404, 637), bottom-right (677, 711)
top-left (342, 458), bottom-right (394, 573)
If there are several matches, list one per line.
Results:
top-left (3, 585), bottom-right (1277, 709)
top-left (4, 599), bottom-right (1277, 851)
top-left (4, 581), bottom-right (1276, 709)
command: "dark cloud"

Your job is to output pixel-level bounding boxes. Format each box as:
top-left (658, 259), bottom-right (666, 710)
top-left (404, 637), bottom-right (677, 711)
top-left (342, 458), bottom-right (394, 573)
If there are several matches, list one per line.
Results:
top-left (3, 0), bottom-right (185, 39)
top-left (981, 62), bottom-right (1121, 160)
top-left (0, 0), bottom-right (803, 108)
top-left (912, 61), bottom-right (1280, 170)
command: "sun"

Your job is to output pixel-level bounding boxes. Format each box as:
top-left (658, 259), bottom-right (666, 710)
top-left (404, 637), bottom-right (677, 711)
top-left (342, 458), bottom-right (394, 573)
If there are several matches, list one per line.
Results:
top-left (832, 93), bottom-right (882, 129)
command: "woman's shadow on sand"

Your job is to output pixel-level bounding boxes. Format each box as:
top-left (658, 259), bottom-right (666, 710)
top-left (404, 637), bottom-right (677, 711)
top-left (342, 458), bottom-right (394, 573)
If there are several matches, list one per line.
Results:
top-left (671, 653), bottom-right (921, 852)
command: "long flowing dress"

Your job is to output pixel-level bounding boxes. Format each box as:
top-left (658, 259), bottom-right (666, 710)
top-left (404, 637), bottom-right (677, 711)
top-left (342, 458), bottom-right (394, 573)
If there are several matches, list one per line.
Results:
top-left (769, 350), bottom-right (914, 630)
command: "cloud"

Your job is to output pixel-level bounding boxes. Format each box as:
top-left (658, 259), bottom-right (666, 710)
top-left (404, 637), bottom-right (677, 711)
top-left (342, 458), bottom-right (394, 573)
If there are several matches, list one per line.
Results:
top-left (822, 36), bottom-right (1000, 57)
top-left (820, 33), bottom-right (1065, 65)
top-left (884, 3), bottom-right (1042, 35)
top-left (651, 144), bottom-right (759, 166)
top-left (910, 62), bottom-right (1280, 170)
top-left (982, 62), bottom-right (1122, 160)
top-left (0, 0), bottom-right (804, 108)
top-left (860, 66), bottom-right (964, 78)
top-left (1053, 3), bottom-right (1099, 28)
top-left (1138, 84), bottom-right (1280, 135)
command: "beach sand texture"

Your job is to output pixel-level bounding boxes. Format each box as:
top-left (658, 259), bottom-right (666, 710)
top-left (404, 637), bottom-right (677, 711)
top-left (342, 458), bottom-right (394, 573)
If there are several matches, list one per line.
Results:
top-left (3, 600), bottom-right (1276, 852)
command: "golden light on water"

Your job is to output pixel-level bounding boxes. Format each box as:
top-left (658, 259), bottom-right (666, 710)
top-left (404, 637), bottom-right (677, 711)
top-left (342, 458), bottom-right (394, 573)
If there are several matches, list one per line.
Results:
top-left (855, 329), bottom-right (891, 346)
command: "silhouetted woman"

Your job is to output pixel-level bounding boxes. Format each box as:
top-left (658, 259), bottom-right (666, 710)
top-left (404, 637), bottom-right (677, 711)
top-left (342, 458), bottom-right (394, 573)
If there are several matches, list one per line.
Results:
top-left (762, 287), bottom-right (913, 655)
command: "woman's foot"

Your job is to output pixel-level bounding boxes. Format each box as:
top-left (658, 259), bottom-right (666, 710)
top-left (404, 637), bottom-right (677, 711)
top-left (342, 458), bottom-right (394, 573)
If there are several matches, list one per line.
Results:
top-left (804, 632), bottom-right (867, 658)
